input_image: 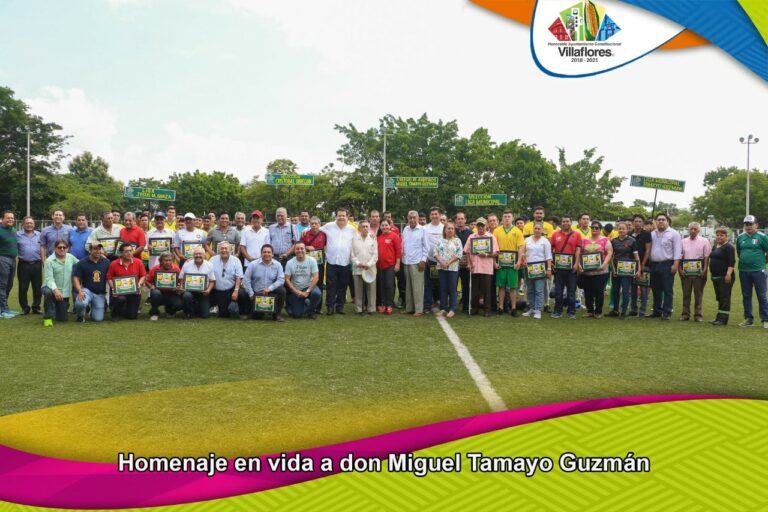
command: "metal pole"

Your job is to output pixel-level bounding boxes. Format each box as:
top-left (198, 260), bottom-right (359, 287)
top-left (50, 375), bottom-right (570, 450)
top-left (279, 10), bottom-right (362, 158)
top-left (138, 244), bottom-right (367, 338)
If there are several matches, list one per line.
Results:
top-left (651, 189), bottom-right (658, 219)
top-left (382, 133), bottom-right (387, 212)
top-left (26, 130), bottom-right (31, 217)
top-left (747, 141), bottom-right (751, 216)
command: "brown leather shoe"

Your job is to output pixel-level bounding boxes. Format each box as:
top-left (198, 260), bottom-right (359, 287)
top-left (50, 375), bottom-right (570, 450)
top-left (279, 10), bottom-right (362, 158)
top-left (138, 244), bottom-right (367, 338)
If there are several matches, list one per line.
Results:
top-left (413, 312), bottom-right (424, 317)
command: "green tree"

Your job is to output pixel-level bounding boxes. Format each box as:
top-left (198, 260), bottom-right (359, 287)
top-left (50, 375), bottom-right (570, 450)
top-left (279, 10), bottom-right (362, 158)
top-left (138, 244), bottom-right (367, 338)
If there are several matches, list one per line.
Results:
top-left (266, 159), bottom-right (299, 175)
top-left (550, 148), bottom-right (624, 217)
top-left (51, 152), bottom-right (125, 218)
top-left (68, 151), bottom-right (112, 184)
top-left (0, 86), bottom-right (69, 216)
top-left (692, 171), bottom-right (768, 227)
top-left (703, 166), bottom-right (739, 188)
top-left (165, 170), bottom-right (244, 215)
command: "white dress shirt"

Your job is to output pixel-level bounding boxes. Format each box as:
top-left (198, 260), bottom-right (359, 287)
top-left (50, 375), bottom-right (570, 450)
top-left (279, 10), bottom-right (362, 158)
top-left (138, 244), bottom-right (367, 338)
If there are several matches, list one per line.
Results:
top-left (401, 224), bottom-right (429, 265)
top-left (321, 221), bottom-right (356, 266)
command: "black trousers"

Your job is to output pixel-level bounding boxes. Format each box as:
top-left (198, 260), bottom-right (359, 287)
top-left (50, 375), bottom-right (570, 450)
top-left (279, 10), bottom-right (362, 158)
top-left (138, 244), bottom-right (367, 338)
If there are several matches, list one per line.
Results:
top-left (316, 261), bottom-right (325, 312)
top-left (111, 294), bottom-right (140, 320)
top-left (252, 286), bottom-right (286, 318)
top-left (149, 289), bottom-right (182, 316)
top-left (17, 260), bottom-right (42, 311)
top-left (326, 264), bottom-right (350, 312)
top-left (459, 267), bottom-right (470, 311)
top-left (582, 273), bottom-right (609, 314)
top-left (214, 287), bottom-right (251, 317)
top-left (377, 266), bottom-right (396, 308)
top-left (396, 265), bottom-right (406, 304)
top-left (471, 273), bottom-right (493, 314)
top-left (712, 277), bottom-right (733, 323)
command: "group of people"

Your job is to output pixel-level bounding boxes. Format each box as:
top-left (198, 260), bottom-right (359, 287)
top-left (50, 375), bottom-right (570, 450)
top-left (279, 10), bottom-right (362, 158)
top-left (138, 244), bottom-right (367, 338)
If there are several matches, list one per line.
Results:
top-left (1, 204), bottom-right (767, 328)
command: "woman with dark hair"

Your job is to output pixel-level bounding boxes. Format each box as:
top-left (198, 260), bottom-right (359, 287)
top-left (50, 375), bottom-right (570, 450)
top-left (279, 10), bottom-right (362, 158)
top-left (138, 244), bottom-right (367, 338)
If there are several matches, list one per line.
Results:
top-left (709, 227), bottom-right (735, 326)
top-left (434, 222), bottom-right (463, 318)
top-left (578, 221), bottom-right (613, 318)
top-left (376, 220), bottom-right (401, 315)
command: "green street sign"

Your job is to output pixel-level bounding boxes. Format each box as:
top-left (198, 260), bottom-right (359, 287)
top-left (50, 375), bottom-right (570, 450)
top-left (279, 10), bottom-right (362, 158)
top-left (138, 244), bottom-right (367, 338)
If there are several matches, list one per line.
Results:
top-left (630, 175), bottom-right (685, 192)
top-left (454, 194), bottom-right (508, 207)
top-left (266, 174), bottom-right (315, 186)
top-left (123, 187), bottom-right (176, 201)
top-left (386, 176), bottom-right (438, 189)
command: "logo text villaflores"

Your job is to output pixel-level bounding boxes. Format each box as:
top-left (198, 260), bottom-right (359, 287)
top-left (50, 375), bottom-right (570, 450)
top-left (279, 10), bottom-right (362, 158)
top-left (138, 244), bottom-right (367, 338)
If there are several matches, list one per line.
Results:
top-left (548, 0), bottom-right (621, 60)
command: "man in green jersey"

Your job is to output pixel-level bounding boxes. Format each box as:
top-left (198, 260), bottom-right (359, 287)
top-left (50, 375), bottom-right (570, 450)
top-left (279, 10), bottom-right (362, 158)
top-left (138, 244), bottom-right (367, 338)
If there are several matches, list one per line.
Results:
top-left (736, 215), bottom-right (768, 328)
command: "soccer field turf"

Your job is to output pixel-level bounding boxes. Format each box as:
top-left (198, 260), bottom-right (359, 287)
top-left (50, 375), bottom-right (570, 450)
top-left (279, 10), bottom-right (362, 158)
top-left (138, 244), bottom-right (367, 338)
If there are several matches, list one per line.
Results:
top-left (0, 281), bottom-right (766, 463)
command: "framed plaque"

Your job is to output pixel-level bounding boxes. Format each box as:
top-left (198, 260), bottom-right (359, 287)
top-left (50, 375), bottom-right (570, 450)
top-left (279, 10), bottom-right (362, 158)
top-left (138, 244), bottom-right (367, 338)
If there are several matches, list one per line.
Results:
top-left (682, 259), bottom-right (704, 277)
top-left (155, 271), bottom-right (178, 290)
top-left (429, 263), bottom-right (438, 279)
top-left (182, 241), bottom-right (204, 260)
top-left (100, 237), bottom-right (120, 257)
top-left (498, 251), bottom-right (518, 268)
top-left (470, 237), bottom-right (492, 255)
top-left (182, 273), bottom-right (208, 292)
top-left (149, 237), bottom-right (173, 256)
top-left (616, 260), bottom-right (638, 277)
top-left (526, 261), bottom-right (547, 280)
top-left (113, 275), bottom-right (138, 295)
top-left (634, 271), bottom-right (651, 287)
top-left (307, 249), bottom-right (324, 265)
top-left (254, 295), bottom-right (275, 312)
top-left (553, 253), bottom-right (574, 270)
top-left (581, 252), bottom-right (603, 271)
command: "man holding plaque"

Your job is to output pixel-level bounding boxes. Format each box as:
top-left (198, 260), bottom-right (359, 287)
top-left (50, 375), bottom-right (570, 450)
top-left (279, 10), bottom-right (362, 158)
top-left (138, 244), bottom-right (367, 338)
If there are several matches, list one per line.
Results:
top-left (549, 214), bottom-right (582, 319)
top-left (206, 212), bottom-right (241, 257)
top-left (73, 242), bottom-right (110, 322)
top-left (146, 212), bottom-right (175, 268)
top-left (464, 217), bottom-right (498, 317)
top-left (494, 210), bottom-right (525, 317)
top-left (179, 247), bottom-right (216, 319)
top-left (243, 244), bottom-right (286, 321)
top-left (210, 242), bottom-right (249, 318)
top-left (106, 243), bottom-right (146, 320)
top-left (629, 215), bottom-right (652, 317)
top-left (87, 211), bottom-right (122, 260)
top-left (608, 222), bottom-right (641, 320)
top-left (146, 253), bottom-right (182, 320)
top-left (648, 214), bottom-right (682, 321)
top-left (173, 213), bottom-right (207, 266)
top-left (285, 242), bottom-right (321, 319)
top-left (679, 222), bottom-right (711, 322)
top-left (735, 215), bottom-right (768, 328)
top-left (301, 216), bottom-right (327, 313)
top-left (119, 212), bottom-right (146, 260)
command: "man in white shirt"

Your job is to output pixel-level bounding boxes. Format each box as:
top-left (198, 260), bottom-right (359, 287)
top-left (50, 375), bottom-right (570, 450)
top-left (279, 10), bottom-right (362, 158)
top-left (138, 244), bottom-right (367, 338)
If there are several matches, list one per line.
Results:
top-left (351, 220), bottom-right (378, 314)
top-left (173, 212), bottom-right (207, 266)
top-left (178, 247), bottom-right (216, 319)
top-left (401, 210), bottom-right (429, 316)
top-left (210, 242), bottom-right (248, 318)
top-left (239, 210), bottom-right (271, 268)
top-left (145, 212), bottom-right (175, 269)
top-left (423, 207), bottom-right (444, 313)
top-left (321, 207), bottom-right (356, 315)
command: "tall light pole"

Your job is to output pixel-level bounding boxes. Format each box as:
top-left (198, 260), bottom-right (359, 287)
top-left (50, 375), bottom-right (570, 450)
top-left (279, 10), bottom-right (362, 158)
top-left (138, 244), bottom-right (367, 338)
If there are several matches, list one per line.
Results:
top-left (740, 134), bottom-right (760, 216)
top-left (17, 126), bottom-right (41, 217)
top-left (382, 131), bottom-right (393, 212)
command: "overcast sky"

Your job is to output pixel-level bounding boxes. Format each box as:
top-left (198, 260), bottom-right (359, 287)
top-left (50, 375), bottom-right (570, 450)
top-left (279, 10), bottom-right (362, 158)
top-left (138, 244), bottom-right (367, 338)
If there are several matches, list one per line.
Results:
top-left (2, 0), bottom-right (767, 207)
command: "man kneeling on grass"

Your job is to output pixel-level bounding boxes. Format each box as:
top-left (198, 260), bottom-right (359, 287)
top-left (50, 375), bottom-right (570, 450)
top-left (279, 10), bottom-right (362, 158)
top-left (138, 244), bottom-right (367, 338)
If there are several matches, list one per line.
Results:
top-left (243, 244), bottom-right (286, 322)
top-left (284, 242), bottom-right (321, 319)
top-left (106, 243), bottom-right (147, 321)
top-left (146, 253), bottom-right (183, 320)
top-left (178, 247), bottom-right (216, 319)
top-left (73, 242), bottom-right (110, 322)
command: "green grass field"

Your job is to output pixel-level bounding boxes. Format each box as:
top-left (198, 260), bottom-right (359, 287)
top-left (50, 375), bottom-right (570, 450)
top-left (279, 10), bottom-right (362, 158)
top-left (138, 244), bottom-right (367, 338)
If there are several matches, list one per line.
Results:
top-left (0, 279), bottom-right (766, 462)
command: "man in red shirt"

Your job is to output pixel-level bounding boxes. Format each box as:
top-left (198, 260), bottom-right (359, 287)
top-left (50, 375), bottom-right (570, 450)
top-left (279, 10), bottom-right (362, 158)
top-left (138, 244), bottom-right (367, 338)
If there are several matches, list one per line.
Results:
top-left (107, 242), bottom-right (147, 320)
top-left (146, 252), bottom-right (182, 320)
top-left (120, 212), bottom-right (147, 259)
top-left (549, 214), bottom-right (582, 319)
top-left (300, 216), bottom-right (327, 314)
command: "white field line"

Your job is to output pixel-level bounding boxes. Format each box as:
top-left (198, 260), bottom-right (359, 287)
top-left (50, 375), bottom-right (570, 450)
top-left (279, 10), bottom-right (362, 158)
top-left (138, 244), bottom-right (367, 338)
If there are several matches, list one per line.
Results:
top-left (436, 316), bottom-right (508, 412)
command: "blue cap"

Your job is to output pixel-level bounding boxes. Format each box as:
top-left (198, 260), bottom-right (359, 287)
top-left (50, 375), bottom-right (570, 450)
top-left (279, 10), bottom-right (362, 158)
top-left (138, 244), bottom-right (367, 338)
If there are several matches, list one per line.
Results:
top-left (154, 211), bottom-right (167, 219)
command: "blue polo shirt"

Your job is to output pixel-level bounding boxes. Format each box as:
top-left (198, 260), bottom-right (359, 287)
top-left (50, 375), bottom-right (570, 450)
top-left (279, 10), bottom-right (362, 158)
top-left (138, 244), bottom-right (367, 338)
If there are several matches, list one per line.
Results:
top-left (69, 227), bottom-right (93, 260)
top-left (73, 256), bottom-right (111, 294)
top-left (16, 230), bottom-right (42, 262)
top-left (40, 224), bottom-right (73, 257)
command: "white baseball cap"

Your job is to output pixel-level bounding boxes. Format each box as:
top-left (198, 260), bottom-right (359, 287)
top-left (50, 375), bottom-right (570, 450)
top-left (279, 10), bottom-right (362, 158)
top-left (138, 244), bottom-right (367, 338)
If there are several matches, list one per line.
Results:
top-left (744, 215), bottom-right (756, 224)
top-left (184, 212), bottom-right (196, 220)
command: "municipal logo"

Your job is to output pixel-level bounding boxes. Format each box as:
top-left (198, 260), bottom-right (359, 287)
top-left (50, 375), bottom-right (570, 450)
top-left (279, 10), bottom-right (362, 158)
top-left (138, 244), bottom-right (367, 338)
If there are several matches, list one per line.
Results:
top-left (549, 1), bottom-right (620, 42)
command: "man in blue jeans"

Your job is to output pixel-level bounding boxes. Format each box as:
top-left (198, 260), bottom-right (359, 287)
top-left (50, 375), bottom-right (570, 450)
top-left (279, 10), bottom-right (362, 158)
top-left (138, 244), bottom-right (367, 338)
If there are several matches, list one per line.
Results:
top-left (73, 243), bottom-right (110, 322)
top-left (648, 214), bottom-right (682, 320)
top-left (736, 215), bottom-right (768, 328)
top-left (284, 242), bottom-right (321, 319)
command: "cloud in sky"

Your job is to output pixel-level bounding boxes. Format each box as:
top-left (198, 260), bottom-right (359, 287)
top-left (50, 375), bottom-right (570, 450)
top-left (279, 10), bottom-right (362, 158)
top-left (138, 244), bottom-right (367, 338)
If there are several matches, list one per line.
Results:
top-left (15, 0), bottom-right (768, 207)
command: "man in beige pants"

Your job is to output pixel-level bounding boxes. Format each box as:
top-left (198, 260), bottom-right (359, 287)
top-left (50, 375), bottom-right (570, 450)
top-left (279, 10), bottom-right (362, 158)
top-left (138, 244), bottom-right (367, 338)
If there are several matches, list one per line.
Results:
top-left (400, 210), bottom-right (429, 316)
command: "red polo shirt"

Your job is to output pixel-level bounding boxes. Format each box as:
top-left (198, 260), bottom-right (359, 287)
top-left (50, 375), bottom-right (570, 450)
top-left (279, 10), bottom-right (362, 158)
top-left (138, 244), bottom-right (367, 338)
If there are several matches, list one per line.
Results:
top-left (107, 257), bottom-right (147, 282)
top-left (550, 230), bottom-right (582, 254)
top-left (120, 226), bottom-right (147, 257)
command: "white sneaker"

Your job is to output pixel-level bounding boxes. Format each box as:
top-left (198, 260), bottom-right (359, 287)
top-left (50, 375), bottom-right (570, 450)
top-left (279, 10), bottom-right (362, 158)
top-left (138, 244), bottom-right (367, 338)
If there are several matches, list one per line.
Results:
top-left (150, 315), bottom-right (158, 321)
top-left (210, 306), bottom-right (219, 314)
top-left (522, 310), bottom-right (534, 317)
top-left (534, 310), bottom-right (542, 320)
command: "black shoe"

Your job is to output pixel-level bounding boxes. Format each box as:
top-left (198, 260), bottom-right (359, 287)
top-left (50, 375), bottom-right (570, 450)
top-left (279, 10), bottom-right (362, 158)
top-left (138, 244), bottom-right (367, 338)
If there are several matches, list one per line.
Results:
top-left (629, 310), bottom-right (638, 316)
top-left (336, 309), bottom-right (345, 315)
top-left (510, 309), bottom-right (519, 317)
top-left (607, 310), bottom-right (620, 317)
top-left (22, 306), bottom-right (31, 315)
top-left (648, 312), bottom-right (662, 318)
top-left (76, 315), bottom-right (85, 323)
top-left (661, 314), bottom-right (671, 321)
top-left (32, 309), bottom-right (41, 314)
top-left (326, 309), bottom-right (334, 316)
top-left (308, 313), bottom-right (317, 320)
top-left (710, 319), bottom-right (726, 326)
top-left (619, 313), bottom-right (627, 320)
